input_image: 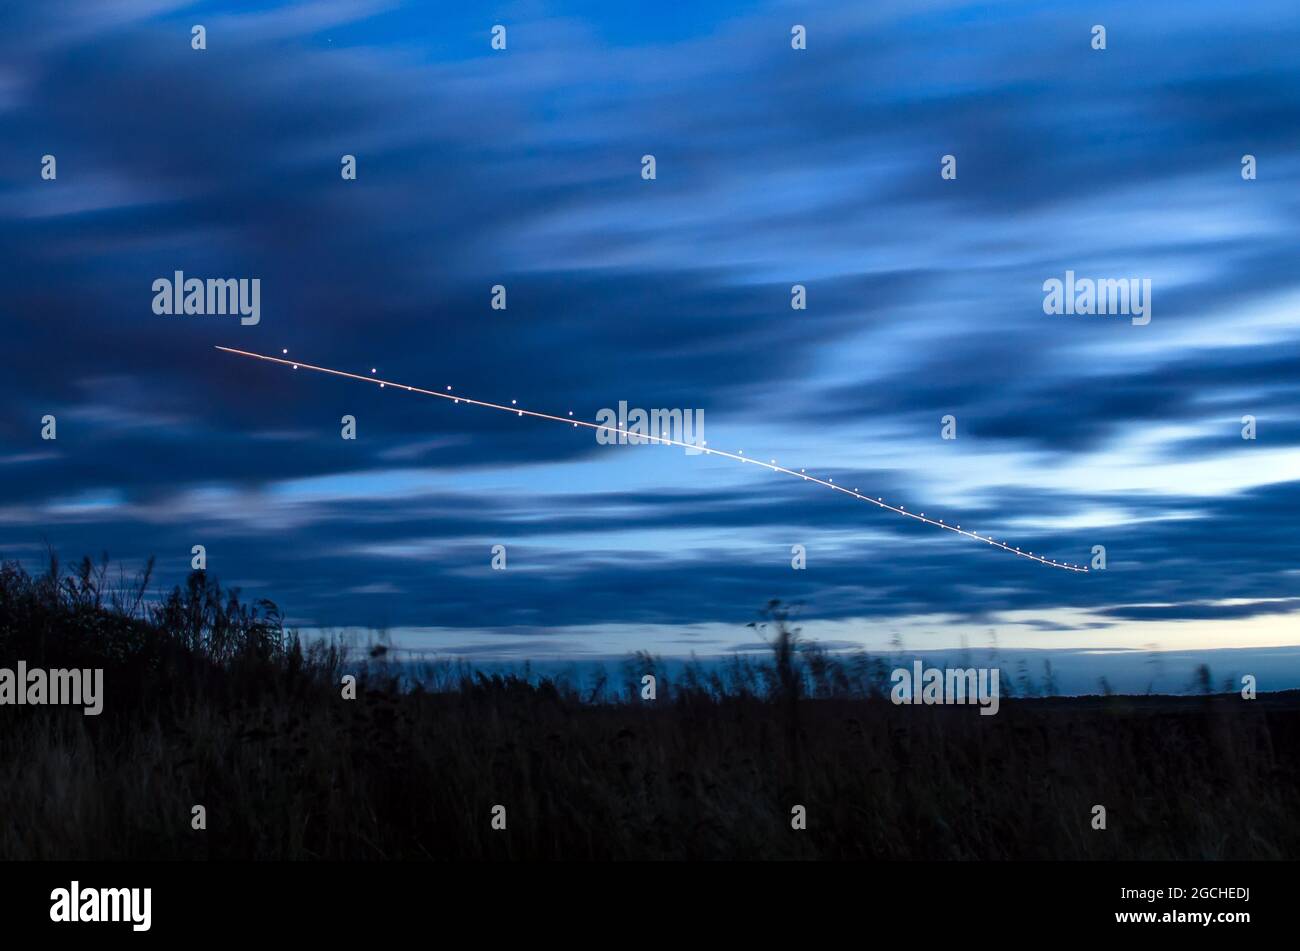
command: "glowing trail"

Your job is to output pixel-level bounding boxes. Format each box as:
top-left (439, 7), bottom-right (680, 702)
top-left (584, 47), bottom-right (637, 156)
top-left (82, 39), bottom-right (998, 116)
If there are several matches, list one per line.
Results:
top-left (216, 346), bottom-right (1087, 572)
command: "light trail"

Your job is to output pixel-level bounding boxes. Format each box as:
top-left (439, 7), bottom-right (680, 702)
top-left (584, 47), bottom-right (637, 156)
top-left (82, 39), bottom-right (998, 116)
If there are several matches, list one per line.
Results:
top-left (216, 346), bottom-right (1088, 572)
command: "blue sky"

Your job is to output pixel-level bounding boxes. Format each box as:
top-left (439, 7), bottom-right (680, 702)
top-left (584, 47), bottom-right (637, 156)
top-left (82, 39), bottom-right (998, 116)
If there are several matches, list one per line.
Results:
top-left (2, 1), bottom-right (1299, 675)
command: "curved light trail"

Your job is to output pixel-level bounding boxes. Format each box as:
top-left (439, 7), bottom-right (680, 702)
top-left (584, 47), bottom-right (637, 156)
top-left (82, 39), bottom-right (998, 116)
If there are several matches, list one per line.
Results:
top-left (216, 346), bottom-right (1088, 572)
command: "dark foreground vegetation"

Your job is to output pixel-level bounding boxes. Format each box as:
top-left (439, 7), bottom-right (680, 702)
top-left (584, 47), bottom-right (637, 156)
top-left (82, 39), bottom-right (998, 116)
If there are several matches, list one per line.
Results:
top-left (2, 556), bottom-right (1298, 860)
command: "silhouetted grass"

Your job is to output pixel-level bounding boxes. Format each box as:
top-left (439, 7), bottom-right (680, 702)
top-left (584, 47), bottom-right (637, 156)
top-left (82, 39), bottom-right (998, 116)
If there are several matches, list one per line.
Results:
top-left (1, 558), bottom-right (1297, 860)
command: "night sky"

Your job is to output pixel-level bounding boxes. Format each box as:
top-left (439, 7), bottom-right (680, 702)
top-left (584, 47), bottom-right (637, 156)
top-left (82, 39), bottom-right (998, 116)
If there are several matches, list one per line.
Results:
top-left (3, 1), bottom-right (1298, 673)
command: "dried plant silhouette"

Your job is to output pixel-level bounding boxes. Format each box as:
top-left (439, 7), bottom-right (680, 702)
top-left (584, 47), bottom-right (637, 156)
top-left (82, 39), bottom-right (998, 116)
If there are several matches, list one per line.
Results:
top-left (2, 555), bottom-right (1297, 860)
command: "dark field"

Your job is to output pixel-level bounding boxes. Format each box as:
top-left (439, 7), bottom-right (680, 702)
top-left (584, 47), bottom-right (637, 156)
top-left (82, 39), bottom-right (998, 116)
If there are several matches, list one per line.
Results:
top-left (2, 557), bottom-right (1297, 861)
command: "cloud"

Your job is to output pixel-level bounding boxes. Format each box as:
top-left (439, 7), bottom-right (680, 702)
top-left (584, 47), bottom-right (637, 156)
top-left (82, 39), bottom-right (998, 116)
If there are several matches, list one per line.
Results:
top-left (2, 0), bottom-right (1299, 657)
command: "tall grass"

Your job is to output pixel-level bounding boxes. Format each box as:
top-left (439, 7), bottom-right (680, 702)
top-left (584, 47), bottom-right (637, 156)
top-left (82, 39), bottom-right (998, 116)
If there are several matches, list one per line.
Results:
top-left (1, 556), bottom-right (1297, 860)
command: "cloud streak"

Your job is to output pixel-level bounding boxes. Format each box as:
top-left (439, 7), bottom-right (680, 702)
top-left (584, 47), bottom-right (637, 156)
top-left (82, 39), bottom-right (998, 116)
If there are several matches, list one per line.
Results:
top-left (2, 0), bottom-right (1298, 659)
